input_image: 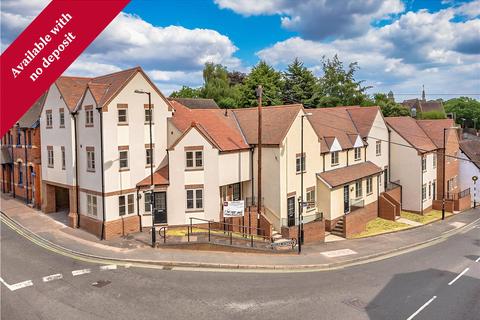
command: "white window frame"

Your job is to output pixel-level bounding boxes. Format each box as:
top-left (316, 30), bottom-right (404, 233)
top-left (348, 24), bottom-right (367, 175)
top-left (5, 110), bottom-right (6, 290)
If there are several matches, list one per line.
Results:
top-left (331, 151), bottom-right (339, 166)
top-left (354, 147), bottom-right (361, 161)
top-left (422, 184), bottom-right (427, 201)
top-left (87, 194), bottom-right (98, 217)
top-left (185, 150), bottom-right (203, 169)
top-left (85, 109), bottom-right (94, 126)
top-left (422, 156), bottom-right (427, 172)
top-left (186, 188), bottom-right (203, 211)
top-left (366, 177), bottom-right (373, 194)
top-left (119, 150), bottom-right (129, 170)
top-left (306, 189), bottom-right (315, 210)
top-left (47, 147), bottom-right (54, 168)
top-left (144, 109), bottom-right (153, 123)
top-left (144, 192), bottom-right (151, 212)
top-left (59, 109), bottom-right (65, 127)
top-left (145, 148), bottom-right (153, 166)
top-left (355, 180), bottom-right (362, 198)
top-left (296, 154), bottom-right (306, 173)
top-left (376, 141), bottom-right (381, 156)
top-left (119, 195), bottom-right (126, 216)
top-left (61, 147), bottom-right (65, 170)
top-left (117, 109), bottom-right (128, 124)
top-left (46, 110), bottom-right (53, 128)
top-left (433, 153), bottom-right (437, 169)
top-left (87, 149), bottom-right (95, 172)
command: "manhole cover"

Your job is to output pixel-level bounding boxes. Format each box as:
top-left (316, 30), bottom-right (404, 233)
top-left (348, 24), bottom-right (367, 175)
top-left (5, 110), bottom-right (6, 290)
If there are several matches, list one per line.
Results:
top-left (342, 298), bottom-right (367, 311)
top-left (91, 280), bottom-right (111, 288)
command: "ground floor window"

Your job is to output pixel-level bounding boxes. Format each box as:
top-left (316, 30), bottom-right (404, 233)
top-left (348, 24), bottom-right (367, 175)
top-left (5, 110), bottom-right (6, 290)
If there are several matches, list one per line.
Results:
top-left (119, 194), bottom-right (135, 216)
top-left (422, 184), bottom-right (427, 201)
top-left (18, 163), bottom-right (23, 185)
top-left (87, 194), bottom-right (97, 217)
top-left (306, 188), bottom-right (315, 210)
top-left (355, 180), bottom-right (362, 198)
top-left (186, 188), bottom-right (203, 210)
top-left (366, 177), bottom-right (373, 194)
top-left (144, 192), bottom-right (151, 212)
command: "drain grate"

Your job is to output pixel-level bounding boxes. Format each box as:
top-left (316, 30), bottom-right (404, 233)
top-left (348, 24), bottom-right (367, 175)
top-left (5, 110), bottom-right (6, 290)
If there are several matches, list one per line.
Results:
top-left (91, 280), bottom-right (111, 288)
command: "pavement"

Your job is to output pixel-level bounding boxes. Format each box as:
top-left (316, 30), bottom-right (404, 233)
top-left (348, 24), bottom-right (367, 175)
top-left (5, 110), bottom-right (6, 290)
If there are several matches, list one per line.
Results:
top-left (1, 195), bottom-right (479, 271)
top-left (2, 208), bottom-right (479, 320)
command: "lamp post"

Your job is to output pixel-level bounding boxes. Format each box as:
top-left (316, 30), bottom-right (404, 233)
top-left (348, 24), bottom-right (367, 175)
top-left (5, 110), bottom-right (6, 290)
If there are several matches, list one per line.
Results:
top-left (298, 112), bottom-right (312, 254)
top-left (134, 89), bottom-right (156, 247)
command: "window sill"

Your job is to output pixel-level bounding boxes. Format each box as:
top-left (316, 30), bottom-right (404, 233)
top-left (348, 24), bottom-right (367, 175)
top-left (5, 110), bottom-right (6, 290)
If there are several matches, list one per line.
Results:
top-left (59, 126), bottom-right (65, 128)
top-left (296, 170), bottom-right (307, 175)
top-left (48, 166), bottom-right (54, 168)
top-left (85, 124), bottom-right (94, 128)
top-left (354, 158), bottom-right (361, 161)
top-left (185, 167), bottom-right (204, 172)
top-left (376, 154), bottom-right (381, 156)
top-left (306, 207), bottom-right (315, 212)
top-left (367, 192), bottom-right (373, 196)
top-left (117, 123), bottom-right (129, 126)
top-left (145, 165), bottom-right (153, 168)
top-left (87, 169), bottom-right (95, 173)
top-left (186, 209), bottom-right (204, 213)
top-left (331, 163), bottom-right (339, 167)
top-left (144, 122), bottom-right (155, 125)
top-left (119, 168), bottom-right (130, 172)
top-left (46, 127), bottom-right (53, 129)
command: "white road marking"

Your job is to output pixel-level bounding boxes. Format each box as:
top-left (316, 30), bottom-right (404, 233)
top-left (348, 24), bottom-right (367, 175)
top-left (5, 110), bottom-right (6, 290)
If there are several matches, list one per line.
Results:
top-left (0, 277), bottom-right (33, 291)
top-left (448, 267), bottom-right (470, 286)
top-left (449, 222), bottom-right (466, 229)
top-left (406, 296), bottom-right (437, 320)
top-left (475, 257), bottom-right (480, 263)
top-left (72, 268), bottom-right (91, 276)
top-left (100, 265), bottom-right (117, 271)
top-left (320, 249), bottom-right (357, 258)
top-left (42, 274), bottom-right (63, 282)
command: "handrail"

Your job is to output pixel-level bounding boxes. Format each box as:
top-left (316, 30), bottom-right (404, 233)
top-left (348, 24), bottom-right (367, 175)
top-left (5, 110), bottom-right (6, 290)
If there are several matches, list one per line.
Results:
top-left (189, 217), bottom-right (268, 237)
top-left (158, 226), bottom-right (167, 244)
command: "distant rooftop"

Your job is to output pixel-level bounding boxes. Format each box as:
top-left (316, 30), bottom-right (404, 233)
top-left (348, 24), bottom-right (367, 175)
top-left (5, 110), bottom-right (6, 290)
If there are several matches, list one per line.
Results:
top-left (169, 98), bottom-right (219, 109)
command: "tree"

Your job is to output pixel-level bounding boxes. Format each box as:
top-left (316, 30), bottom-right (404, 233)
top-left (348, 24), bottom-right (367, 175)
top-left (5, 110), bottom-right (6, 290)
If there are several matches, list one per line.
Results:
top-left (170, 86), bottom-right (202, 98)
top-left (418, 111), bottom-right (447, 119)
top-left (201, 62), bottom-right (232, 105)
top-left (228, 71), bottom-right (247, 86)
top-left (240, 61), bottom-right (283, 107)
top-left (370, 93), bottom-right (410, 117)
top-left (282, 58), bottom-right (318, 107)
top-left (444, 97), bottom-right (480, 129)
top-left (316, 55), bottom-right (371, 107)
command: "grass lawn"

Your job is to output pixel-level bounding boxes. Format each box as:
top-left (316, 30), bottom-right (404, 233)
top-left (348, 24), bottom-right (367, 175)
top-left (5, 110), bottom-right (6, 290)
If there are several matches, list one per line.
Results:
top-left (166, 227), bottom-right (265, 240)
top-left (400, 210), bottom-right (452, 224)
top-left (351, 218), bottom-right (411, 238)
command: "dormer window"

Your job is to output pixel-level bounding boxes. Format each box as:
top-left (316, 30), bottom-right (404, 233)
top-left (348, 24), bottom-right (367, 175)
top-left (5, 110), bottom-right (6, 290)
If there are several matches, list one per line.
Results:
top-left (354, 147), bottom-right (361, 161)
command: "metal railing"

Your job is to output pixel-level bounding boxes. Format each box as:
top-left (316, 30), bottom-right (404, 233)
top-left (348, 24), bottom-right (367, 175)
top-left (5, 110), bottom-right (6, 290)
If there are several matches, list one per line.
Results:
top-left (281, 212), bottom-right (323, 227)
top-left (446, 188), bottom-right (470, 200)
top-left (350, 198), bottom-right (365, 212)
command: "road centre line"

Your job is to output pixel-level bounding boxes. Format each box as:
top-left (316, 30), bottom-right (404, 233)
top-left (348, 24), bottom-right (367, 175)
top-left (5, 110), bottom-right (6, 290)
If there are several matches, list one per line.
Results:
top-left (42, 273), bottom-right (63, 282)
top-left (406, 296), bottom-right (437, 320)
top-left (0, 277), bottom-right (34, 291)
top-left (72, 269), bottom-right (91, 276)
top-left (448, 268), bottom-right (469, 286)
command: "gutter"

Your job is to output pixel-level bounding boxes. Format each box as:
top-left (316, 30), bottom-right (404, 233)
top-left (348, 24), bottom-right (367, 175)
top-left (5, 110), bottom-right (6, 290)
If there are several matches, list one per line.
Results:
top-left (72, 112), bottom-right (80, 228)
top-left (97, 108), bottom-right (106, 240)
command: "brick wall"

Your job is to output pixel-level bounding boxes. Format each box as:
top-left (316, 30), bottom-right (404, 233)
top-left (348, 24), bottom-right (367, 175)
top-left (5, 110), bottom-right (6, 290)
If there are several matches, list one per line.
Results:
top-left (379, 195), bottom-right (396, 221)
top-left (258, 213), bottom-right (273, 238)
top-left (281, 219), bottom-right (325, 244)
top-left (225, 207), bottom-right (259, 234)
top-left (432, 199), bottom-right (454, 212)
top-left (455, 195), bottom-right (471, 212)
top-left (436, 130), bottom-right (460, 200)
top-left (104, 215), bottom-right (141, 240)
top-left (344, 201), bottom-right (378, 238)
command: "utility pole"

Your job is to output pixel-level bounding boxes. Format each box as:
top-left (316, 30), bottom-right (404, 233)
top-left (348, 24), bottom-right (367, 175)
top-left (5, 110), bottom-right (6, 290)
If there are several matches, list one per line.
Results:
top-left (256, 85), bottom-right (263, 215)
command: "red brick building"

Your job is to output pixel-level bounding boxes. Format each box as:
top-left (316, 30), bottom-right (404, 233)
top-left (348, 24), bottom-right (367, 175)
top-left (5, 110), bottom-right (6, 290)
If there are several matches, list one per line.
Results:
top-left (1, 94), bottom-right (46, 208)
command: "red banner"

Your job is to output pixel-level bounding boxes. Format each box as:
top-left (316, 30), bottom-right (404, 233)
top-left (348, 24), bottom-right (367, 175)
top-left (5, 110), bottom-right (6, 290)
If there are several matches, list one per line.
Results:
top-left (0, 0), bottom-right (130, 136)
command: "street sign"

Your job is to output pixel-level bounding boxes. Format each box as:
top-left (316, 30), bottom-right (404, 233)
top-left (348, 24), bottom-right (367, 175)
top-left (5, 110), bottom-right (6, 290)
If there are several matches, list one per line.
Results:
top-left (223, 200), bottom-right (244, 217)
top-left (472, 176), bottom-right (478, 182)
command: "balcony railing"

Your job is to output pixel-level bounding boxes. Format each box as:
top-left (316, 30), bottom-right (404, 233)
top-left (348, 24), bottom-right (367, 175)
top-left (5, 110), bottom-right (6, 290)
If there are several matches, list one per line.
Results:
top-left (281, 212), bottom-right (323, 227)
top-left (446, 188), bottom-right (470, 200)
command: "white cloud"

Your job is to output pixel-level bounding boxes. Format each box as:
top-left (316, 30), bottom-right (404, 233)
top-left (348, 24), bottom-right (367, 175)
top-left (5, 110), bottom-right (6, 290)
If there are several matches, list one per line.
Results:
top-left (215, 0), bottom-right (404, 40)
top-left (456, 0), bottom-right (480, 18)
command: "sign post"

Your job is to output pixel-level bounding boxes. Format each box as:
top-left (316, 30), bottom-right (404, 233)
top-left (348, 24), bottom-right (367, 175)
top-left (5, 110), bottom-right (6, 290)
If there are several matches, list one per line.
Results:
top-left (473, 176), bottom-right (478, 208)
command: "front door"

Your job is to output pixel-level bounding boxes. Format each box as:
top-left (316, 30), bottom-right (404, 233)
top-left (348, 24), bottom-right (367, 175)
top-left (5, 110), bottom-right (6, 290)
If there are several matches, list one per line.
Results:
top-left (343, 185), bottom-right (350, 214)
top-left (153, 192), bottom-right (167, 224)
top-left (287, 197), bottom-right (295, 227)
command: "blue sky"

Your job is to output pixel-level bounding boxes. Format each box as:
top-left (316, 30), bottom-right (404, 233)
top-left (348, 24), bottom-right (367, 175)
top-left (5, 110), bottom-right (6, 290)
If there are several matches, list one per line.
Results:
top-left (1, 0), bottom-right (479, 101)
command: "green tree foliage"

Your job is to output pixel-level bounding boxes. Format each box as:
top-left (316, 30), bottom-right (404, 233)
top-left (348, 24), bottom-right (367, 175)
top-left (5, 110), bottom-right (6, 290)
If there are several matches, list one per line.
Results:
top-left (316, 55), bottom-right (371, 107)
top-left (240, 61), bottom-right (284, 106)
top-left (170, 86), bottom-right (202, 98)
top-left (417, 110), bottom-right (447, 119)
top-left (369, 93), bottom-right (410, 117)
top-left (282, 58), bottom-right (318, 107)
top-left (444, 97), bottom-right (480, 129)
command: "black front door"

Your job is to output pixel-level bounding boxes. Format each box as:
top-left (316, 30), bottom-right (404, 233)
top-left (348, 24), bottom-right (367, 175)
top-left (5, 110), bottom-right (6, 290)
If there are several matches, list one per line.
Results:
top-left (287, 196), bottom-right (295, 227)
top-left (153, 192), bottom-right (167, 224)
top-left (343, 185), bottom-right (350, 214)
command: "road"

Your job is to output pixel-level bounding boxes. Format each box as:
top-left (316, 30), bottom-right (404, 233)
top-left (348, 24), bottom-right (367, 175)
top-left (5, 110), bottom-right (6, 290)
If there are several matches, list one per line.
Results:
top-left (1, 220), bottom-right (479, 320)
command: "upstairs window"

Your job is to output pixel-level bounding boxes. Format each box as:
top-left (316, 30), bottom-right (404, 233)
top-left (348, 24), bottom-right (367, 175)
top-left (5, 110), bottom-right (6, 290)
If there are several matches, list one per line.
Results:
top-left (85, 109), bottom-right (94, 127)
top-left (87, 148), bottom-right (95, 172)
top-left (331, 151), bottom-right (339, 166)
top-left (422, 156), bottom-right (427, 172)
top-left (185, 150), bottom-right (203, 169)
top-left (296, 154), bottom-right (306, 173)
top-left (47, 147), bottom-right (54, 168)
top-left (18, 164), bottom-right (23, 185)
top-left (354, 147), bottom-right (361, 161)
top-left (117, 109), bottom-right (128, 125)
top-left (433, 153), bottom-right (437, 169)
top-left (119, 150), bottom-right (129, 170)
top-left (46, 110), bottom-right (53, 128)
top-left (306, 188), bottom-right (315, 210)
top-left (144, 109), bottom-right (153, 123)
top-left (61, 146), bottom-right (66, 170)
top-left (375, 140), bottom-right (381, 156)
top-left (59, 109), bottom-right (65, 128)
top-left (146, 148), bottom-right (153, 166)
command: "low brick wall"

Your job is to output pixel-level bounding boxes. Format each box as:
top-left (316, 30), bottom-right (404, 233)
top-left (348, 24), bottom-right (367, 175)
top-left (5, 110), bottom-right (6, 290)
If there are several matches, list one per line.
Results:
top-left (258, 214), bottom-right (273, 238)
top-left (104, 215), bottom-right (141, 240)
top-left (281, 219), bottom-right (325, 244)
top-left (379, 195), bottom-right (396, 221)
top-left (79, 213), bottom-right (102, 237)
top-left (455, 195), bottom-right (471, 212)
top-left (385, 186), bottom-right (401, 204)
top-left (225, 209), bottom-right (259, 234)
top-left (345, 201), bottom-right (378, 238)
top-left (432, 200), bottom-right (454, 212)
top-left (325, 216), bottom-right (342, 232)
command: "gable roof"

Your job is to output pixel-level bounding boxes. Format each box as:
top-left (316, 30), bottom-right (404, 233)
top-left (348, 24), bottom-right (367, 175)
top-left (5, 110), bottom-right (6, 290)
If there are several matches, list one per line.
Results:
top-left (345, 106), bottom-right (381, 138)
top-left (307, 107), bottom-right (364, 152)
top-left (136, 164), bottom-right (169, 187)
top-left (169, 100), bottom-right (249, 152)
top-left (459, 140), bottom-right (480, 169)
top-left (401, 99), bottom-right (445, 114)
top-left (17, 92), bottom-right (47, 128)
top-left (232, 104), bottom-right (303, 145)
top-left (417, 119), bottom-right (456, 149)
top-left (385, 117), bottom-right (437, 153)
top-left (88, 67), bottom-right (140, 107)
top-left (55, 76), bottom-right (92, 111)
top-left (169, 98), bottom-right (219, 109)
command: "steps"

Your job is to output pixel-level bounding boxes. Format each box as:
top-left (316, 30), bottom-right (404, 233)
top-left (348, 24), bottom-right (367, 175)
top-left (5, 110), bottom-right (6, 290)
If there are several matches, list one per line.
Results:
top-left (331, 216), bottom-right (345, 237)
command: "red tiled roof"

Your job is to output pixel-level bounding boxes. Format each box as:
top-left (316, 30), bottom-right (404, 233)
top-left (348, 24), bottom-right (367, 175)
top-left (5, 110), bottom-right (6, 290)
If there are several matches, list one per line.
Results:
top-left (317, 161), bottom-right (383, 188)
top-left (232, 104), bottom-right (303, 145)
top-left (307, 107), bottom-right (362, 152)
top-left (55, 76), bottom-right (92, 111)
top-left (345, 106), bottom-right (381, 138)
top-left (170, 100), bottom-right (249, 152)
top-left (136, 165), bottom-right (169, 187)
top-left (459, 140), bottom-right (480, 169)
top-left (89, 67), bottom-right (140, 107)
top-left (385, 117), bottom-right (437, 153)
top-left (416, 119), bottom-right (456, 148)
